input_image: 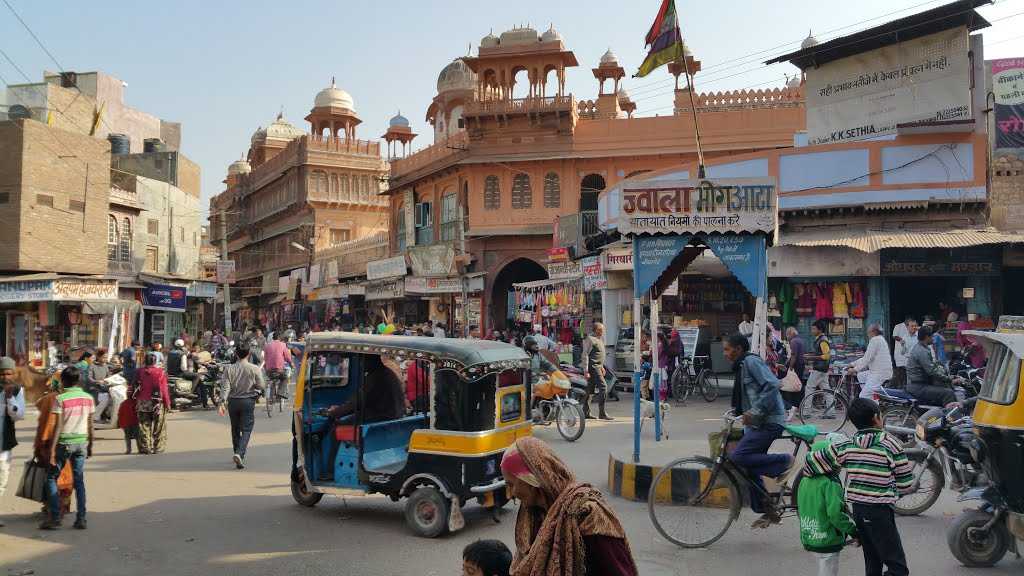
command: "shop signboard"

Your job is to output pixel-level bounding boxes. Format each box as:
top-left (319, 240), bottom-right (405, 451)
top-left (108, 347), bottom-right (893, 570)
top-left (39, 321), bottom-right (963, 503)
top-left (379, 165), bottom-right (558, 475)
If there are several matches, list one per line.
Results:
top-left (344, 282), bottom-right (366, 296)
top-left (880, 247), bottom-right (1001, 276)
top-left (142, 284), bottom-right (187, 312)
top-left (619, 178), bottom-right (776, 235)
top-left (51, 278), bottom-right (118, 301)
top-left (634, 235), bottom-right (692, 298)
top-left (405, 276), bottom-right (461, 294)
top-left (308, 264), bottom-right (321, 290)
top-left (547, 247), bottom-right (571, 263)
top-left (367, 255), bottom-right (407, 280)
top-left (216, 260), bottom-right (236, 283)
top-left (547, 260), bottom-right (581, 280)
top-left (805, 27), bottom-right (971, 145)
top-left (366, 278), bottom-right (405, 301)
top-left (278, 276), bottom-right (289, 294)
top-left (0, 279), bottom-right (54, 303)
top-left (186, 281), bottom-right (217, 299)
top-left (992, 58), bottom-right (1024, 150)
top-left (408, 245), bottom-right (454, 277)
top-left (601, 247), bottom-right (633, 271)
top-left (580, 256), bottom-right (607, 291)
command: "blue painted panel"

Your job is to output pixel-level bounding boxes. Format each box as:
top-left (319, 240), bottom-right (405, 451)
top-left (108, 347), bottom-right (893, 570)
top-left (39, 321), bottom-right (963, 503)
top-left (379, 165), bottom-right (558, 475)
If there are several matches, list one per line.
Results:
top-left (706, 158), bottom-right (770, 179)
top-left (779, 149), bottom-right (870, 192)
top-left (335, 445), bottom-right (363, 489)
top-left (881, 143), bottom-right (973, 184)
top-left (779, 186), bottom-right (986, 209)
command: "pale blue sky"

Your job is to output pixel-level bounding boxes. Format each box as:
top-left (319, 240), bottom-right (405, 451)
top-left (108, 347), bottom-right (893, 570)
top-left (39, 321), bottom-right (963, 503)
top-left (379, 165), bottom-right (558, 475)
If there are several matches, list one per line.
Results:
top-left (2, 0), bottom-right (1022, 218)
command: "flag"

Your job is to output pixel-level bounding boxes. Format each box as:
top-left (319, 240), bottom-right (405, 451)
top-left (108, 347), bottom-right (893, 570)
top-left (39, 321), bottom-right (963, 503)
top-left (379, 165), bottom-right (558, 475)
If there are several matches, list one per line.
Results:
top-left (635, 0), bottom-right (685, 78)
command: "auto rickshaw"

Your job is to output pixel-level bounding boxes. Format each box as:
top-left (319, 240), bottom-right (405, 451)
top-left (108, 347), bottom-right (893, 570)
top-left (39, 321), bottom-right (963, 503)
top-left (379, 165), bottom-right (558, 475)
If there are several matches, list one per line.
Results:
top-left (290, 333), bottom-right (532, 537)
top-left (947, 317), bottom-right (1024, 567)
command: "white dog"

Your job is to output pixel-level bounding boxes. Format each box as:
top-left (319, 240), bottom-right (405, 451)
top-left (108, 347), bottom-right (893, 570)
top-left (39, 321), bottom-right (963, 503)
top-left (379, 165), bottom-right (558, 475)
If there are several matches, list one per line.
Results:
top-left (639, 397), bottom-right (671, 438)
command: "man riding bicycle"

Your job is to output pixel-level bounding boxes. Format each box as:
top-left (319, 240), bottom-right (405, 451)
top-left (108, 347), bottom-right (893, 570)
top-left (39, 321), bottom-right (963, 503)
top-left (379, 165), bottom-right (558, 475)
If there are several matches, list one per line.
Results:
top-left (262, 333), bottom-right (293, 401)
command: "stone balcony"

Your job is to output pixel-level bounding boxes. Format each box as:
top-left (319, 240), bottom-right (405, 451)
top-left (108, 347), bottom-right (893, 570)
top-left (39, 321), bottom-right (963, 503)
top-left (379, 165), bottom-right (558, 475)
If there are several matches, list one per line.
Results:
top-left (316, 231), bottom-right (389, 279)
top-left (389, 132), bottom-right (469, 182)
top-left (463, 94), bottom-right (576, 117)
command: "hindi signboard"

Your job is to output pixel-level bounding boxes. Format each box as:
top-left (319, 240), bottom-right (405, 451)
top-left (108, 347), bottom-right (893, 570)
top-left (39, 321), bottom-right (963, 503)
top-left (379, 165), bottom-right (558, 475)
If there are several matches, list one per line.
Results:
top-left (366, 278), bottom-right (406, 301)
top-left (51, 279), bottom-right (118, 301)
top-left (580, 256), bottom-right (607, 291)
top-left (547, 260), bottom-right (582, 280)
top-left (619, 178), bottom-right (776, 236)
top-left (805, 27), bottom-right (971, 145)
top-left (992, 58), bottom-right (1024, 150)
top-left (601, 247), bottom-right (633, 271)
top-left (405, 276), bottom-right (461, 294)
top-left (216, 260), bottom-right (236, 283)
top-left (367, 255), bottom-right (407, 280)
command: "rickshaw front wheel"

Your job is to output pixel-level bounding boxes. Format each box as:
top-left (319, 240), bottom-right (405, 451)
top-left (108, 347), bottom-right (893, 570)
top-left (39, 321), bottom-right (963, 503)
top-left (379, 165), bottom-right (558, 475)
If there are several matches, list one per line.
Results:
top-left (405, 486), bottom-right (450, 538)
top-left (947, 509), bottom-right (1010, 567)
top-left (291, 472), bottom-right (324, 507)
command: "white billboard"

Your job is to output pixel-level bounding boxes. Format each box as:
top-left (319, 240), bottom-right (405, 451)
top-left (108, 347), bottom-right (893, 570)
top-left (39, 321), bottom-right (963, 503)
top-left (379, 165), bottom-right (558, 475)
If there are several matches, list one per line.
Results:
top-left (806, 27), bottom-right (971, 146)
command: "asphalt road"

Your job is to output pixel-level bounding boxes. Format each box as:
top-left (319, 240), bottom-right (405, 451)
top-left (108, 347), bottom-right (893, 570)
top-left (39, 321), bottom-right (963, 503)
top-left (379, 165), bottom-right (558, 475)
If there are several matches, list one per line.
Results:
top-left (1, 388), bottom-right (1020, 576)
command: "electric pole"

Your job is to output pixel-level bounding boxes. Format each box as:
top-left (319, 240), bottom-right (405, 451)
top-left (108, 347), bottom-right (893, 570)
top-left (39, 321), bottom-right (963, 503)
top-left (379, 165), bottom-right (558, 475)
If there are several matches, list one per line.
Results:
top-left (219, 208), bottom-right (232, 338)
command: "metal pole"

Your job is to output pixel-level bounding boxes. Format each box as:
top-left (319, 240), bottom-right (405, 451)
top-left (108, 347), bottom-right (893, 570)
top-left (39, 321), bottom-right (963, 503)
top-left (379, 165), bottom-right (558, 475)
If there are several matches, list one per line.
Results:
top-left (650, 289), bottom-right (662, 441)
top-left (632, 297), bottom-right (643, 463)
top-left (219, 209), bottom-right (232, 338)
top-left (681, 56), bottom-right (706, 179)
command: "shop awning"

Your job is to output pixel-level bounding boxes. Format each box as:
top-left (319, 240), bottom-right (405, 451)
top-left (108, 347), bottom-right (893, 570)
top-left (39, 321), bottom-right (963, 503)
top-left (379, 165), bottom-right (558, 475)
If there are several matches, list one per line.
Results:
top-left (779, 228), bottom-right (1024, 253)
top-left (81, 299), bottom-right (141, 315)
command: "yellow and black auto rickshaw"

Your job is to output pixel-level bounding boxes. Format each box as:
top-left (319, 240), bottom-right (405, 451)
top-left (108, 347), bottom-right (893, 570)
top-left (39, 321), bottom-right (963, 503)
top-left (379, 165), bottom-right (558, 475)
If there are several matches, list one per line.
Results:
top-left (948, 318), bottom-right (1024, 567)
top-left (290, 333), bottom-right (532, 537)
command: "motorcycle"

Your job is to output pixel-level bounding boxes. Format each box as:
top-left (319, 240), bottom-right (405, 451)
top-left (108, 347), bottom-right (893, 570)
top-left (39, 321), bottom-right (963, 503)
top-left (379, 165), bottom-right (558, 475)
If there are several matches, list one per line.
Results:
top-left (167, 362), bottom-right (224, 410)
top-left (886, 403), bottom-right (985, 516)
top-left (531, 370), bottom-right (586, 442)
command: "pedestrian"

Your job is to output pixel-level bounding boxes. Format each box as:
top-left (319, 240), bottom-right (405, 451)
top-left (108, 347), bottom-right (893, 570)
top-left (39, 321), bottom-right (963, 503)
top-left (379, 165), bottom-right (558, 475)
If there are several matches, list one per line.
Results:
top-left (724, 332), bottom-right (792, 528)
top-left (922, 318), bottom-right (946, 364)
top-left (797, 434), bottom-right (859, 576)
top-left (87, 348), bottom-right (112, 422)
top-left (247, 327), bottom-right (266, 365)
top-left (784, 326), bottom-right (807, 421)
top-left (218, 345), bottom-right (265, 469)
top-left (433, 322), bottom-right (447, 338)
top-left (892, 316), bottom-right (916, 388)
top-left (462, 539), bottom-right (513, 576)
top-left (580, 322), bottom-right (613, 420)
top-left (501, 436), bottom-right (638, 576)
top-left (847, 323), bottom-right (893, 399)
top-left (667, 329), bottom-right (682, 381)
top-left (0, 356), bottom-right (26, 528)
top-left (136, 353), bottom-right (171, 454)
top-left (656, 331), bottom-right (670, 397)
top-left (117, 382), bottom-right (140, 454)
top-left (33, 377), bottom-right (72, 520)
top-left (40, 366), bottom-right (94, 530)
top-left (804, 319), bottom-right (834, 418)
top-left (119, 340), bottom-right (140, 384)
top-left (805, 398), bottom-right (913, 576)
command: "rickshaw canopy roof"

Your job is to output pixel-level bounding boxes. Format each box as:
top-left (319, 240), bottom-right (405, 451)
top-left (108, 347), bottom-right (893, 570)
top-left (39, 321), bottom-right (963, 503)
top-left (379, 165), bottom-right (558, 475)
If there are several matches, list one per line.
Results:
top-left (962, 330), bottom-right (1024, 360)
top-left (303, 332), bottom-right (530, 378)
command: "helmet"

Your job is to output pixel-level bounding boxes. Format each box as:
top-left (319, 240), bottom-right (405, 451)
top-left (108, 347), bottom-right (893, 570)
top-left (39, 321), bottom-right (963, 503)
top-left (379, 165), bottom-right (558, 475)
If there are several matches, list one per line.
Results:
top-left (174, 339), bottom-right (185, 348)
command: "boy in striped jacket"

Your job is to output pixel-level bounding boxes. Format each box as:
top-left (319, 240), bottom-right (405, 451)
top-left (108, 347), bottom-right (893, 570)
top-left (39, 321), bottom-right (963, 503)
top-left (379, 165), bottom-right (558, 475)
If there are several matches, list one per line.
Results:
top-left (804, 398), bottom-right (914, 576)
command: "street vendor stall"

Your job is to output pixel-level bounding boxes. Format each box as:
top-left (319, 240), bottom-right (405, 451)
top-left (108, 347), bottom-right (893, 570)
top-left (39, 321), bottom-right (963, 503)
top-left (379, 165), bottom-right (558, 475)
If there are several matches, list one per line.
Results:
top-left (512, 274), bottom-right (590, 364)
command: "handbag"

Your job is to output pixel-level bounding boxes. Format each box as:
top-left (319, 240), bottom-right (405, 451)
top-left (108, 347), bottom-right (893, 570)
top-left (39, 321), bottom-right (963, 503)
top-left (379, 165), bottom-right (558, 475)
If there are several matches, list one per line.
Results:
top-left (779, 370), bottom-right (803, 393)
top-left (16, 458), bottom-right (48, 502)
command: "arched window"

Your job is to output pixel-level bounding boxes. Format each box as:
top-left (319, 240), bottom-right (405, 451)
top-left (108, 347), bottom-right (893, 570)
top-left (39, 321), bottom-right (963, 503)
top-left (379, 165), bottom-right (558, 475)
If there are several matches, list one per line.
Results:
top-left (107, 215), bottom-right (119, 261)
top-left (511, 173), bottom-right (532, 209)
top-left (361, 176), bottom-right (370, 202)
top-left (484, 175), bottom-right (500, 210)
top-left (120, 217), bottom-right (132, 262)
top-left (580, 173), bottom-right (605, 211)
top-left (543, 172), bottom-right (560, 208)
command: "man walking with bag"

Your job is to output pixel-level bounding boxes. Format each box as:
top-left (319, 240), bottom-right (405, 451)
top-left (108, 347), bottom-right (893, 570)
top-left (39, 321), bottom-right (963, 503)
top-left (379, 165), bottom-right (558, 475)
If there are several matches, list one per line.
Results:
top-left (41, 366), bottom-right (94, 530)
top-left (0, 356), bottom-right (25, 528)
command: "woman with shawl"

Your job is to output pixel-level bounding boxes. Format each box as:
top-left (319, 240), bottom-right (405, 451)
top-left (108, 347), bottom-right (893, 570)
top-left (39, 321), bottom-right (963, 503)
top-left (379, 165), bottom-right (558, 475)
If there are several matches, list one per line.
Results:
top-left (501, 436), bottom-right (637, 576)
top-left (33, 378), bottom-right (72, 517)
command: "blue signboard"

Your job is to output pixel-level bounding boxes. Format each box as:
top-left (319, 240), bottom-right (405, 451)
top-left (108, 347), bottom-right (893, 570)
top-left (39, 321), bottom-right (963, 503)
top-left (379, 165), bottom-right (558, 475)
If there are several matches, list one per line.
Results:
top-left (143, 284), bottom-right (187, 312)
top-left (701, 234), bottom-right (767, 299)
top-left (633, 234), bottom-right (692, 298)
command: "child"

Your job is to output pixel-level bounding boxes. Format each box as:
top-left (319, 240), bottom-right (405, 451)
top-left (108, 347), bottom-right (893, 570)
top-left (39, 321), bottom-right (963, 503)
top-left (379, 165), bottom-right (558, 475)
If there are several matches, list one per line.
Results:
top-left (462, 539), bottom-right (512, 576)
top-left (805, 398), bottom-right (914, 576)
top-left (639, 350), bottom-right (653, 400)
top-left (798, 433), bottom-right (858, 576)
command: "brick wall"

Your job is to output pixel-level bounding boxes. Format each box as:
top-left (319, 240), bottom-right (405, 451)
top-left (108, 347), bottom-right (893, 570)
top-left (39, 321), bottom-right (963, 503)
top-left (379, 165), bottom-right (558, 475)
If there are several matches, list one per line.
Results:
top-left (990, 155), bottom-right (1024, 231)
top-left (0, 122), bottom-right (25, 270)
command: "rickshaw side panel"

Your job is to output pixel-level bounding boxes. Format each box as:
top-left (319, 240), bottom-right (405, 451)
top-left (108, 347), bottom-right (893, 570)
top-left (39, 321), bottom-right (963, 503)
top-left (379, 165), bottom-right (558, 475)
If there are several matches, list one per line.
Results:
top-left (975, 423), bottom-right (1024, 512)
top-left (361, 415), bottom-right (429, 474)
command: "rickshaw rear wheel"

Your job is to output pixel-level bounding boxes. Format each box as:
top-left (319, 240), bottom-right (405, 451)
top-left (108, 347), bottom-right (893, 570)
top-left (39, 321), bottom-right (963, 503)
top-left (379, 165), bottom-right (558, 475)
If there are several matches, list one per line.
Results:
top-left (405, 486), bottom-right (450, 538)
top-left (291, 472), bottom-right (324, 507)
top-left (947, 509), bottom-right (1010, 567)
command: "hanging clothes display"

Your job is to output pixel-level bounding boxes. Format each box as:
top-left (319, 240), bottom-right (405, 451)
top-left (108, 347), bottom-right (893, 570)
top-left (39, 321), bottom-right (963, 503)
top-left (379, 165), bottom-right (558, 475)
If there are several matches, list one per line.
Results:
top-left (814, 282), bottom-right (833, 320)
top-left (831, 281), bottom-right (851, 318)
top-left (779, 282), bottom-right (796, 325)
top-left (795, 283), bottom-right (814, 317)
top-left (849, 282), bottom-right (866, 318)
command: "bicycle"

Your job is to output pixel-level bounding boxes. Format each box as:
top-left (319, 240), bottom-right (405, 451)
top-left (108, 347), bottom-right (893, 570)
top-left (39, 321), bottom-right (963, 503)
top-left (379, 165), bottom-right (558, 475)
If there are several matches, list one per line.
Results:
top-left (265, 368), bottom-right (287, 418)
top-left (798, 371), bottom-right (856, 433)
top-left (648, 411), bottom-right (819, 548)
top-left (670, 355), bottom-right (719, 404)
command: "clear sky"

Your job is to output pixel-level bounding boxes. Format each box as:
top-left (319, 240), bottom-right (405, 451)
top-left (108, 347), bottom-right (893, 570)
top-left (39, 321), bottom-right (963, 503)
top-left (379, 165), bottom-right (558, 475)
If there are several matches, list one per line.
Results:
top-left (1, 0), bottom-right (1022, 220)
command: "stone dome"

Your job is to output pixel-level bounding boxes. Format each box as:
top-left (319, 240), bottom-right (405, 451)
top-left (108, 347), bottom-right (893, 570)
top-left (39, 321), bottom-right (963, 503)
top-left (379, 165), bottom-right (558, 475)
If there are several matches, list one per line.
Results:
top-left (801, 30), bottom-right (819, 50)
top-left (541, 24), bottom-right (562, 43)
top-left (228, 157), bottom-right (251, 175)
top-left (314, 80), bottom-right (356, 112)
top-left (787, 74), bottom-right (801, 89)
top-left (481, 30), bottom-right (499, 48)
top-left (617, 86), bottom-right (631, 101)
top-left (499, 26), bottom-right (539, 46)
top-left (437, 58), bottom-right (477, 93)
top-left (264, 113), bottom-right (305, 140)
top-left (600, 48), bottom-right (619, 66)
top-left (251, 126), bottom-right (266, 143)
top-left (389, 111), bottom-right (410, 128)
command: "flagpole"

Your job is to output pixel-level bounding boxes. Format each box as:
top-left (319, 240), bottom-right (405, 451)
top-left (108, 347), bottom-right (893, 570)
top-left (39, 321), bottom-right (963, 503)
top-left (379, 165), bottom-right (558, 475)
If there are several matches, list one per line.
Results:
top-left (680, 53), bottom-right (706, 179)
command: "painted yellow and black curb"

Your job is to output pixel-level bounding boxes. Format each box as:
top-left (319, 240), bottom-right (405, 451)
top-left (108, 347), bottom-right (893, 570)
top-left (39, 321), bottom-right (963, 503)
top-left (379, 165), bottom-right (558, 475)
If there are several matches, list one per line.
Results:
top-left (608, 452), bottom-right (731, 505)
top-left (608, 452), bottom-right (661, 502)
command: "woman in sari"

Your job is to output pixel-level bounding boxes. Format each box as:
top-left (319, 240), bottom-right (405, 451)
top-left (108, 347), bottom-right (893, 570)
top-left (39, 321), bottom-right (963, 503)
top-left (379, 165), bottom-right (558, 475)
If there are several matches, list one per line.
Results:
top-left (501, 436), bottom-right (637, 576)
top-left (33, 379), bottom-right (72, 517)
top-left (136, 353), bottom-right (170, 454)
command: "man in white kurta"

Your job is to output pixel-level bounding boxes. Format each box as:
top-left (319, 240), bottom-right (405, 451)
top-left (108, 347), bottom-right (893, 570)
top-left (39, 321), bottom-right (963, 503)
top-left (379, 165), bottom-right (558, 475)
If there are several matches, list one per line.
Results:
top-left (849, 324), bottom-right (895, 398)
top-left (891, 317), bottom-right (917, 387)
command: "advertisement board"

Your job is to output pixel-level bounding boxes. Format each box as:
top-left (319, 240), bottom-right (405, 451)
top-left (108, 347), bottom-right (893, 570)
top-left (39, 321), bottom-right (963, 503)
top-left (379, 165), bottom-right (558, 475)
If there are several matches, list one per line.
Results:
top-left (619, 178), bottom-right (776, 236)
top-left (367, 256), bottom-right (408, 280)
top-left (216, 260), bottom-right (236, 283)
top-left (992, 58), bottom-right (1024, 150)
top-left (142, 284), bottom-right (187, 312)
top-left (806, 27), bottom-right (971, 145)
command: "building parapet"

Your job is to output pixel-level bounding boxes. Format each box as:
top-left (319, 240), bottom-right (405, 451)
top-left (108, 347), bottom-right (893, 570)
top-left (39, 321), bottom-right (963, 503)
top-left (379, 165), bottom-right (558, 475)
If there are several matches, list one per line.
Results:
top-left (390, 132), bottom-right (469, 181)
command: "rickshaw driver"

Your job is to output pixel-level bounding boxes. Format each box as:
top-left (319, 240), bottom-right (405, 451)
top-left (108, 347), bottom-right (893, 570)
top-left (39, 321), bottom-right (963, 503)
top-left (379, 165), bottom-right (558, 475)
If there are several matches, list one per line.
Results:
top-left (326, 355), bottom-right (405, 424)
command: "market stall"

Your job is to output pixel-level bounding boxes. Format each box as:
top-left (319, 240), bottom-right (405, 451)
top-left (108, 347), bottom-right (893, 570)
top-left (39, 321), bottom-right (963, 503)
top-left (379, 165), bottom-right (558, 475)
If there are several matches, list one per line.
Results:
top-left (512, 275), bottom-right (593, 364)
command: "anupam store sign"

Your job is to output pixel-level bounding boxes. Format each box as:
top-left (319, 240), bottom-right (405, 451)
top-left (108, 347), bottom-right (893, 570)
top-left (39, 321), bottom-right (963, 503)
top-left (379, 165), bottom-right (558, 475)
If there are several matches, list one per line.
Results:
top-left (0, 278), bottom-right (118, 303)
top-left (619, 179), bottom-right (776, 235)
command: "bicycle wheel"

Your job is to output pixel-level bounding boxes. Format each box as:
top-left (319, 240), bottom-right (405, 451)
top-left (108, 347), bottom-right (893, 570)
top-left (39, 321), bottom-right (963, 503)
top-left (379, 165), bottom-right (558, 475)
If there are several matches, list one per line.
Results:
top-left (265, 384), bottom-right (274, 418)
top-left (798, 389), bottom-right (849, 433)
top-left (648, 456), bottom-right (740, 548)
top-left (698, 370), bottom-right (719, 402)
top-left (670, 368), bottom-right (686, 403)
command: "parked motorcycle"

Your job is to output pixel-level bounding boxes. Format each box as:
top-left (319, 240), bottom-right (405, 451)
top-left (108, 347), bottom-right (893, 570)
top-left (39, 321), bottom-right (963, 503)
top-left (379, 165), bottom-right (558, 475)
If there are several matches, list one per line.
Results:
top-left (531, 371), bottom-right (586, 442)
top-left (167, 362), bottom-right (224, 409)
top-left (885, 403), bottom-right (985, 516)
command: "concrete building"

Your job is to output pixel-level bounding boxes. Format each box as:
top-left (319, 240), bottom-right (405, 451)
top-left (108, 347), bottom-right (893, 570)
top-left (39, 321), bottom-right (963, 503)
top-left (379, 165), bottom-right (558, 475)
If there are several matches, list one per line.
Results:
top-left (209, 82), bottom-right (389, 331)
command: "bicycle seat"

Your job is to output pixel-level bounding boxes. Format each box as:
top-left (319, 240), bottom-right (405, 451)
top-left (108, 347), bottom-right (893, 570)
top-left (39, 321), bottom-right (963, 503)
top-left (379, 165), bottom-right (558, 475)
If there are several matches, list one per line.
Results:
top-left (783, 424), bottom-right (818, 444)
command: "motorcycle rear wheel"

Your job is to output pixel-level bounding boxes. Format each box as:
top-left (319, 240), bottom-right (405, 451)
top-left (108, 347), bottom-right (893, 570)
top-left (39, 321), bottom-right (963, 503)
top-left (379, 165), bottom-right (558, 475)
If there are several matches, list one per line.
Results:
top-left (894, 456), bottom-right (944, 516)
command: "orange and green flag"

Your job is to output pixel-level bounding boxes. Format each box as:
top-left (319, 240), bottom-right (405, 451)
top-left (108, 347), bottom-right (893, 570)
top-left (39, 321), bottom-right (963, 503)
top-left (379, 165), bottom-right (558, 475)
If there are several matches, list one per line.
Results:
top-left (635, 0), bottom-right (685, 78)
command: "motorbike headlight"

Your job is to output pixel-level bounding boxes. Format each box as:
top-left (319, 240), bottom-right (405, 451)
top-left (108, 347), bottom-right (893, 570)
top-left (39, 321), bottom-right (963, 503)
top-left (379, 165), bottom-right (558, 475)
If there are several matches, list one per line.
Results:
top-left (915, 424), bottom-right (926, 440)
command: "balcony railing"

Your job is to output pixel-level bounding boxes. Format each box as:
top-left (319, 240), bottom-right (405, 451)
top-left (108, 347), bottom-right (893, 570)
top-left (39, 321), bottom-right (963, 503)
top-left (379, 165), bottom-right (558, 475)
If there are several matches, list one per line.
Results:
top-left (390, 132), bottom-right (468, 180)
top-left (464, 95), bottom-right (576, 117)
top-left (555, 210), bottom-right (600, 255)
top-left (438, 221), bottom-right (461, 243)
